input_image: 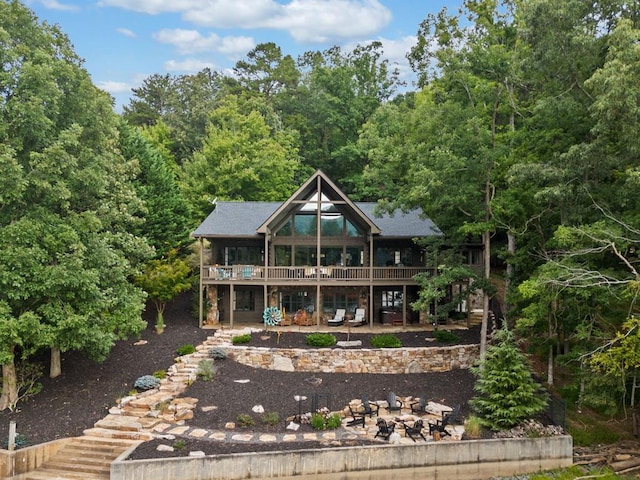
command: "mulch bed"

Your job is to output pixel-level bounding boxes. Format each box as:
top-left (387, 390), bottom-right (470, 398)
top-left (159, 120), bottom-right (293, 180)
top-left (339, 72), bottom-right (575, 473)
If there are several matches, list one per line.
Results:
top-left (0, 293), bottom-right (481, 459)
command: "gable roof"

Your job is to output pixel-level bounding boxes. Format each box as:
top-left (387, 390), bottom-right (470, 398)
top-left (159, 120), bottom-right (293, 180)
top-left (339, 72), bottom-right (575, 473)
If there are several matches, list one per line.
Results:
top-left (255, 170), bottom-right (380, 235)
top-left (191, 170), bottom-right (442, 239)
top-left (192, 201), bottom-right (441, 238)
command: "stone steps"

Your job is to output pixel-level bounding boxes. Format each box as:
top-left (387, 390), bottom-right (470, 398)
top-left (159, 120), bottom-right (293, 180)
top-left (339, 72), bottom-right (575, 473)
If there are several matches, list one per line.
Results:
top-left (19, 436), bottom-right (138, 480)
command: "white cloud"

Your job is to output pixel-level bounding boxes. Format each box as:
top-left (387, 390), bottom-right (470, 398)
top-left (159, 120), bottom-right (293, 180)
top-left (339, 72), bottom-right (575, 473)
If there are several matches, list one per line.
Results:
top-left (116, 27), bottom-right (136, 38)
top-left (98, 0), bottom-right (391, 43)
top-left (38, 0), bottom-right (79, 11)
top-left (96, 0), bottom-right (201, 15)
top-left (164, 58), bottom-right (217, 72)
top-left (266, 0), bottom-right (392, 43)
top-left (95, 80), bottom-right (134, 94)
top-left (153, 28), bottom-right (254, 58)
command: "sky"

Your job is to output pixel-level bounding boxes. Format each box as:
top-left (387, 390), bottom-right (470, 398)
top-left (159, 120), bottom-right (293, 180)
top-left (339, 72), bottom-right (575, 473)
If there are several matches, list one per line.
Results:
top-left (25, 0), bottom-right (462, 111)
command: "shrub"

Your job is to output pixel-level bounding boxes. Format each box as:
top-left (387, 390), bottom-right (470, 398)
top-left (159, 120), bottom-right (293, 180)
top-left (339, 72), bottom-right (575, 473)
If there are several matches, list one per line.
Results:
top-left (172, 439), bottom-right (186, 450)
top-left (232, 333), bottom-right (252, 345)
top-left (176, 344), bottom-right (196, 356)
top-left (152, 370), bottom-right (167, 379)
top-left (236, 413), bottom-right (255, 428)
top-left (306, 333), bottom-right (337, 347)
top-left (310, 412), bottom-right (342, 430)
top-left (260, 412), bottom-right (280, 426)
top-left (326, 413), bottom-right (342, 429)
top-left (464, 415), bottom-right (483, 438)
top-left (433, 329), bottom-right (460, 343)
top-left (133, 375), bottom-right (160, 392)
top-left (371, 334), bottom-right (402, 348)
top-left (197, 359), bottom-right (216, 381)
top-left (310, 412), bottom-right (327, 430)
top-left (209, 347), bottom-right (228, 360)
top-left (13, 361), bottom-right (44, 410)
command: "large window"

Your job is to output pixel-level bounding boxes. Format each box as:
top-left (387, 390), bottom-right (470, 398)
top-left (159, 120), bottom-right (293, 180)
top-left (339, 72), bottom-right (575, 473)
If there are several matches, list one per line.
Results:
top-left (282, 291), bottom-right (314, 313)
top-left (220, 246), bottom-right (261, 265)
top-left (382, 290), bottom-right (403, 308)
top-left (323, 291), bottom-right (358, 314)
top-left (234, 289), bottom-right (255, 311)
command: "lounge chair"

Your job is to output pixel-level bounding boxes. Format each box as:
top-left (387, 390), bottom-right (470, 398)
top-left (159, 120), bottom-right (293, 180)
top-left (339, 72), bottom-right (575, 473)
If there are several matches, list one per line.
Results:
top-left (428, 403), bottom-right (460, 438)
top-left (348, 308), bottom-right (366, 326)
top-left (346, 405), bottom-right (366, 427)
top-left (360, 396), bottom-right (379, 417)
top-left (410, 396), bottom-right (427, 415)
top-left (328, 308), bottom-right (345, 326)
top-left (386, 391), bottom-right (402, 412)
top-left (404, 419), bottom-right (427, 442)
top-left (374, 418), bottom-right (395, 440)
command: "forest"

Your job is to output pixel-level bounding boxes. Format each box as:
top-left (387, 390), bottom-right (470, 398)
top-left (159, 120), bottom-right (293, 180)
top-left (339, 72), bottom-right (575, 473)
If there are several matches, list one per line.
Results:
top-left (0, 0), bottom-right (639, 431)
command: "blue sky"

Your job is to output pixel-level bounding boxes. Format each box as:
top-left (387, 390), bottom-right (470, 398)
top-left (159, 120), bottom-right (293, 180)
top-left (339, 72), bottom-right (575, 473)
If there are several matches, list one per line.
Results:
top-left (26, 0), bottom-right (461, 111)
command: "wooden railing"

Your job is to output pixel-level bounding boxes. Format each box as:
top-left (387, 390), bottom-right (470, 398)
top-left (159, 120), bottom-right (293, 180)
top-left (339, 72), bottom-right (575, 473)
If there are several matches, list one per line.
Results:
top-left (202, 265), bottom-right (434, 283)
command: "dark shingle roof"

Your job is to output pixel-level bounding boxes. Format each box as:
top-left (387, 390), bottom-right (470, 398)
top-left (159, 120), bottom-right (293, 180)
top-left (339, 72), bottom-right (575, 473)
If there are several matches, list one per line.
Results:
top-left (192, 201), bottom-right (441, 238)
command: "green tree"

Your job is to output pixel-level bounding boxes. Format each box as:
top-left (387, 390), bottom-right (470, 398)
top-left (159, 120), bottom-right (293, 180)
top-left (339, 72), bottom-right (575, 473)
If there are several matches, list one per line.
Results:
top-left (279, 42), bottom-right (400, 190)
top-left (118, 120), bottom-right (192, 257)
top-left (123, 69), bottom-right (226, 162)
top-left (134, 250), bottom-right (194, 333)
top-left (233, 42), bottom-right (300, 99)
top-left (470, 322), bottom-right (549, 430)
top-left (0, 1), bottom-right (151, 409)
top-left (180, 94), bottom-right (302, 219)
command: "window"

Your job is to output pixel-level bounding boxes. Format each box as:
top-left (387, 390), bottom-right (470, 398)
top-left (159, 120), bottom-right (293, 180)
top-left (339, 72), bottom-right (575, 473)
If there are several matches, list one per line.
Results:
top-left (222, 246), bottom-right (261, 265)
top-left (234, 290), bottom-right (255, 311)
top-left (282, 291), bottom-right (313, 313)
top-left (294, 213), bottom-right (317, 236)
top-left (382, 290), bottom-right (403, 308)
top-left (323, 291), bottom-right (358, 313)
top-left (274, 245), bottom-right (291, 266)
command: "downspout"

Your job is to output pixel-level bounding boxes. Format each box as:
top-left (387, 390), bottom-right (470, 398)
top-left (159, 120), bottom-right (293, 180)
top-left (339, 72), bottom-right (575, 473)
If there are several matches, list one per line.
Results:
top-left (198, 237), bottom-right (204, 328)
top-left (316, 176), bottom-right (322, 326)
top-left (264, 231), bottom-right (270, 310)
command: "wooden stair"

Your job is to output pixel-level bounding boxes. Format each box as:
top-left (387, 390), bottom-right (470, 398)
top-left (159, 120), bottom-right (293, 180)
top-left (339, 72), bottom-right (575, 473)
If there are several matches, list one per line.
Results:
top-left (18, 436), bottom-right (139, 480)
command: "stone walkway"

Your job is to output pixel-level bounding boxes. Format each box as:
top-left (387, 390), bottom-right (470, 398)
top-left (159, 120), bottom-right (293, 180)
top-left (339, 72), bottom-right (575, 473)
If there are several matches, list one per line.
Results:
top-left (83, 328), bottom-right (465, 450)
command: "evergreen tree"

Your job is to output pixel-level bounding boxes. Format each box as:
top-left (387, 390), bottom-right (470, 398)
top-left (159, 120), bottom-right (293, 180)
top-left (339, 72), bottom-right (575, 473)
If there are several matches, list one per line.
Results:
top-left (470, 323), bottom-right (549, 430)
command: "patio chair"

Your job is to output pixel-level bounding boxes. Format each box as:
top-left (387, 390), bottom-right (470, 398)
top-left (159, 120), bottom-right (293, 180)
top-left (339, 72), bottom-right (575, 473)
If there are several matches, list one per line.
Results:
top-left (374, 418), bottom-right (396, 440)
top-left (410, 396), bottom-right (427, 415)
top-left (346, 405), bottom-right (366, 427)
top-left (404, 419), bottom-right (427, 442)
top-left (428, 403), bottom-right (460, 438)
top-left (386, 391), bottom-right (402, 412)
top-left (327, 308), bottom-right (346, 326)
top-left (360, 396), bottom-right (379, 418)
top-left (348, 308), bottom-right (366, 326)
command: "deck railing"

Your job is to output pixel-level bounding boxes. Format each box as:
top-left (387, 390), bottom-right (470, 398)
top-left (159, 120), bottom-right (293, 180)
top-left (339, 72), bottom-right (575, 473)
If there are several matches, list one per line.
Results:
top-left (202, 265), bottom-right (434, 283)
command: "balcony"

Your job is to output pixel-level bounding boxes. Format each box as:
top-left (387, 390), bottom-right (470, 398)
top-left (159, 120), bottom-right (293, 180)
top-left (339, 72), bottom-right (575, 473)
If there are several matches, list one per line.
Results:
top-left (202, 265), bottom-right (434, 285)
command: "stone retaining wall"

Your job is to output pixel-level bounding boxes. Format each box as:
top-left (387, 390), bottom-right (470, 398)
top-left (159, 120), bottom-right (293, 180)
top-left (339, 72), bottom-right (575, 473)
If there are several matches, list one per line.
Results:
top-left (111, 435), bottom-right (574, 480)
top-left (225, 344), bottom-right (480, 373)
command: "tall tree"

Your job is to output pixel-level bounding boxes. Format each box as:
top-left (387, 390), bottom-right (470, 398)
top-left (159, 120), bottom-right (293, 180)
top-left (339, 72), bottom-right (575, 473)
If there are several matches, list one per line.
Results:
top-left (118, 121), bottom-right (193, 257)
top-left (123, 69), bottom-right (226, 162)
top-left (233, 42), bottom-right (300, 99)
top-left (278, 42), bottom-right (401, 191)
top-left (0, 1), bottom-right (151, 408)
top-left (180, 94), bottom-right (302, 220)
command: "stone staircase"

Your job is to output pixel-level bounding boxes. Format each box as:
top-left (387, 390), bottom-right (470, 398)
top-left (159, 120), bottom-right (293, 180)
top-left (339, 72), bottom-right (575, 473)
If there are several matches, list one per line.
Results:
top-left (17, 436), bottom-right (138, 480)
top-left (14, 335), bottom-right (223, 479)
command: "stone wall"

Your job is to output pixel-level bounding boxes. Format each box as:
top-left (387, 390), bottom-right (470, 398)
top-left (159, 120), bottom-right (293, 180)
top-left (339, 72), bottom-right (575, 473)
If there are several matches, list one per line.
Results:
top-left (224, 344), bottom-right (480, 373)
top-left (112, 435), bottom-right (574, 480)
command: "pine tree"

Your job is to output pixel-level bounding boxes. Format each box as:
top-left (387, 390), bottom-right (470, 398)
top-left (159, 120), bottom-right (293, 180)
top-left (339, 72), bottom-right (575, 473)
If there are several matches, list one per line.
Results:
top-left (470, 323), bottom-right (549, 430)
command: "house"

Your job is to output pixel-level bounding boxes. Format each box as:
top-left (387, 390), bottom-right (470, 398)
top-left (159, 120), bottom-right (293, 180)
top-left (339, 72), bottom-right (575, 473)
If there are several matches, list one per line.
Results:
top-left (192, 170), bottom-right (460, 328)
